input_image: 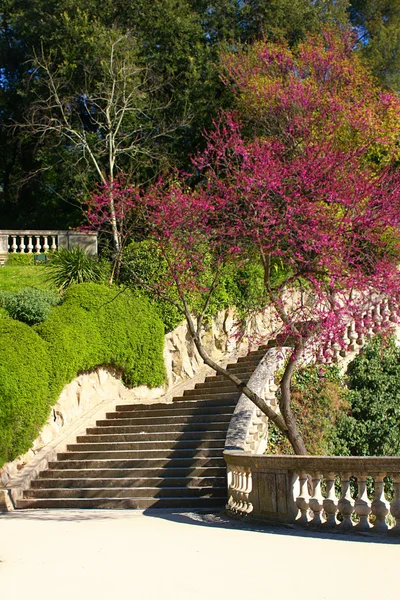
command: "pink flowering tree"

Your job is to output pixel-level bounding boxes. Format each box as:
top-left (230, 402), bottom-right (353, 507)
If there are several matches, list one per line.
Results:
top-left (87, 30), bottom-right (400, 454)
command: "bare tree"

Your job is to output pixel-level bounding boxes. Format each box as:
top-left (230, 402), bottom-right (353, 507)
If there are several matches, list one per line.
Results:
top-left (23, 30), bottom-right (183, 259)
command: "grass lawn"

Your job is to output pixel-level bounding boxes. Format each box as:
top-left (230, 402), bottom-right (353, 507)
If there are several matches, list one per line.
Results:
top-left (0, 265), bottom-right (55, 292)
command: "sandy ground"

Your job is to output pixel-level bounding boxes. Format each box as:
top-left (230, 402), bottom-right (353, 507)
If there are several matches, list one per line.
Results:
top-left (1, 509), bottom-right (399, 600)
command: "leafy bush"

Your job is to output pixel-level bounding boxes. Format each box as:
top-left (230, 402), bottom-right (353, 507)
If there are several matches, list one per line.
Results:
top-left (268, 364), bottom-right (349, 455)
top-left (45, 246), bottom-right (110, 290)
top-left (121, 240), bottom-right (275, 331)
top-left (36, 283), bottom-right (165, 397)
top-left (0, 283), bottom-right (165, 467)
top-left (0, 320), bottom-right (51, 465)
top-left (334, 336), bottom-right (400, 456)
top-left (6, 253), bottom-right (34, 266)
top-left (1, 287), bottom-right (60, 325)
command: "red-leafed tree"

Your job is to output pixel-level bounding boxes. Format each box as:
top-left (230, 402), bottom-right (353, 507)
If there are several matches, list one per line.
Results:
top-left (88, 30), bottom-right (400, 454)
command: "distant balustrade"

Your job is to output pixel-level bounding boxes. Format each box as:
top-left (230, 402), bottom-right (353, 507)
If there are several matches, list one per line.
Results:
top-left (0, 230), bottom-right (97, 263)
top-left (225, 453), bottom-right (400, 535)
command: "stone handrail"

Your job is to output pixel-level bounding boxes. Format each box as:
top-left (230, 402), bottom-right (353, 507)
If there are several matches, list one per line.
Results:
top-left (224, 347), bottom-right (291, 454)
top-left (225, 452), bottom-right (400, 534)
top-left (224, 297), bottom-right (396, 457)
top-left (0, 230), bottom-right (98, 259)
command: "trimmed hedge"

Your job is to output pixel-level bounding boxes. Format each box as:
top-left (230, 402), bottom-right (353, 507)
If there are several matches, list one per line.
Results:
top-left (0, 283), bottom-right (165, 467)
top-left (0, 320), bottom-right (51, 465)
top-left (6, 254), bottom-right (34, 266)
top-left (37, 284), bottom-right (166, 398)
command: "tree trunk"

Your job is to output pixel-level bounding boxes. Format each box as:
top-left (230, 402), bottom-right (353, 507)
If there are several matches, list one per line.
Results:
top-left (279, 350), bottom-right (308, 455)
top-left (183, 311), bottom-right (290, 437)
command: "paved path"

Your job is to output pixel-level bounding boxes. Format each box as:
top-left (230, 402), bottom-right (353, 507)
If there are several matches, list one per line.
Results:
top-left (1, 510), bottom-right (398, 600)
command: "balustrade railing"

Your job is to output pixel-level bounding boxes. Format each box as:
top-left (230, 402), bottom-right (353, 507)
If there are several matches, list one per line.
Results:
top-left (317, 297), bottom-right (398, 364)
top-left (225, 347), bottom-right (290, 454)
top-left (0, 230), bottom-right (98, 262)
top-left (225, 453), bottom-right (400, 534)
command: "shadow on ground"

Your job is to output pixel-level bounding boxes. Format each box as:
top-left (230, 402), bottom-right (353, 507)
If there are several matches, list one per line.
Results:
top-left (2, 507), bottom-right (400, 545)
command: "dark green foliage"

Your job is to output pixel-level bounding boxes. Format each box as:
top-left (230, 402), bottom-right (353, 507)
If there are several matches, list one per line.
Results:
top-left (45, 247), bottom-right (111, 290)
top-left (268, 364), bottom-right (349, 455)
top-left (1, 287), bottom-right (60, 325)
top-left (36, 283), bottom-right (165, 397)
top-left (6, 254), bottom-right (34, 266)
top-left (349, 0), bottom-right (400, 90)
top-left (0, 320), bottom-right (51, 465)
top-left (334, 336), bottom-right (400, 456)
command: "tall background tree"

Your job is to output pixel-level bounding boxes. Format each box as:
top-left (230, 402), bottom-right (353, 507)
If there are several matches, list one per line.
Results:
top-left (3, 0), bottom-right (399, 230)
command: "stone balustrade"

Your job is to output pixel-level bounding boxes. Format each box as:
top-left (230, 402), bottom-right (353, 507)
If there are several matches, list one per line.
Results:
top-left (225, 453), bottom-right (400, 534)
top-left (0, 230), bottom-right (98, 262)
top-left (317, 296), bottom-right (398, 364)
top-left (225, 347), bottom-right (291, 454)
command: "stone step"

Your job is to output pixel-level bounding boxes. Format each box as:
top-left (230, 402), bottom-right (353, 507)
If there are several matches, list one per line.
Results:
top-left (225, 364), bottom-right (257, 375)
top-left (188, 380), bottom-right (240, 391)
top-left (67, 440), bottom-right (225, 452)
top-left (180, 389), bottom-right (240, 400)
top-left (204, 371), bottom-right (253, 384)
top-left (16, 496), bottom-right (227, 510)
top-left (23, 485), bottom-right (227, 499)
top-left (48, 457), bottom-right (226, 469)
top-left (38, 466), bottom-right (226, 479)
top-left (57, 448), bottom-right (225, 461)
top-left (77, 431), bottom-right (228, 443)
top-left (87, 422), bottom-right (230, 435)
top-left (95, 414), bottom-right (233, 427)
top-left (118, 397), bottom-right (236, 410)
top-left (107, 403), bottom-right (236, 419)
top-left (31, 476), bottom-right (227, 489)
top-left (236, 351), bottom-right (268, 363)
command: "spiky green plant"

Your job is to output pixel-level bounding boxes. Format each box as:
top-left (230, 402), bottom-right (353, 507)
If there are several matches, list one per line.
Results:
top-left (45, 247), bottom-right (110, 290)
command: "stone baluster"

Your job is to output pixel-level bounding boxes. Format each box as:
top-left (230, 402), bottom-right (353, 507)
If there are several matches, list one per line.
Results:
top-left (243, 470), bottom-right (253, 514)
top-left (332, 342), bottom-right (341, 363)
top-left (50, 235), bottom-right (57, 252)
top-left (27, 236), bottom-right (33, 253)
top-left (389, 300), bottom-right (398, 323)
top-left (43, 236), bottom-right (49, 253)
top-left (355, 314), bottom-right (365, 347)
top-left (389, 475), bottom-right (400, 534)
top-left (354, 475), bottom-right (371, 531)
top-left (11, 235), bottom-right (17, 253)
top-left (366, 307), bottom-right (374, 340)
top-left (373, 302), bottom-right (382, 332)
top-left (341, 326), bottom-right (350, 356)
top-left (228, 469), bottom-right (238, 511)
top-left (35, 236), bottom-right (41, 253)
top-left (296, 471), bottom-right (310, 525)
top-left (309, 473), bottom-right (325, 526)
top-left (338, 475), bottom-right (354, 530)
top-left (348, 321), bottom-right (358, 352)
top-left (371, 474), bottom-right (389, 533)
top-left (323, 472), bottom-right (338, 528)
top-left (18, 235), bottom-right (25, 253)
top-left (381, 299), bottom-right (390, 326)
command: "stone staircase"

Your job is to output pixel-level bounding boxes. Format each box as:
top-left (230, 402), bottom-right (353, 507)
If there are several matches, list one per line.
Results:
top-left (16, 346), bottom-right (269, 510)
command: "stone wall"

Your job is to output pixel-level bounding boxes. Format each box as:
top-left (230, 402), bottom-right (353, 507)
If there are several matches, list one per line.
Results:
top-left (0, 306), bottom-right (277, 487)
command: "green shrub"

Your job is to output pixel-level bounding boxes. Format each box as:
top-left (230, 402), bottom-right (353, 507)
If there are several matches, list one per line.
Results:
top-left (36, 283), bottom-right (165, 397)
top-left (0, 320), bottom-right (51, 465)
top-left (45, 246), bottom-right (111, 290)
top-left (2, 287), bottom-right (61, 325)
top-left (334, 336), bottom-right (400, 456)
top-left (121, 240), bottom-right (274, 331)
top-left (0, 283), bottom-right (165, 468)
top-left (268, 364), bottom-right (349, 455)
top-left (6, 253), bottom-right (34, 266)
